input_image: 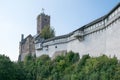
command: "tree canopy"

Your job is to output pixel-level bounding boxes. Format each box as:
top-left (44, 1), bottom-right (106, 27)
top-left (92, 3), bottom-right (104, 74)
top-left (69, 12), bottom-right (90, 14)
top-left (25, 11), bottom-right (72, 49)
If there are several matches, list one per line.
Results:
top-left (40, 26), bottom-right (55, 39)
top-left (0, 52), bottom-right (120, 80)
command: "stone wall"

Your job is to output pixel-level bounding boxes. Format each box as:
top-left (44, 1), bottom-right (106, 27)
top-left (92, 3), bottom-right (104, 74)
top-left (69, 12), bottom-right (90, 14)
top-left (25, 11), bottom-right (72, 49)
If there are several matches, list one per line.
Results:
top-left (68, 18), bottom-right (120, 59)
top-left (36, 38), bottom-right (68, 57)
top-left (37, 13), bottom-right (50, 34)
top-left (35, 6), bottom-right (120, 59)
top-left (19, 35), bottom-right (35, 61)
top-left (68, 12), bottom-right (120, 58)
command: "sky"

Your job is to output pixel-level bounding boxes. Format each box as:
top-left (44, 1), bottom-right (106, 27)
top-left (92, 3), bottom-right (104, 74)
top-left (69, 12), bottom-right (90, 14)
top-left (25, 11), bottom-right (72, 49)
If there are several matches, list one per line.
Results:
top-left (0, 0), bottom-right (119, 61)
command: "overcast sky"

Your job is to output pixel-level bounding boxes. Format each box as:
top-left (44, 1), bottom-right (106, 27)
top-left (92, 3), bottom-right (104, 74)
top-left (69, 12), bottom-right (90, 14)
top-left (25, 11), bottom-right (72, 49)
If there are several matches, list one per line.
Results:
top-left (0, 0), bottom-right (119, 61)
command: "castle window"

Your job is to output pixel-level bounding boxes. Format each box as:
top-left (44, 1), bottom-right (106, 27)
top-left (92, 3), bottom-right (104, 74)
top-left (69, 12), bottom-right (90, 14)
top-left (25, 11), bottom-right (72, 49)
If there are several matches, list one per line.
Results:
top-left (105, 19), bottom-right (108, 23)
top-left (55, 46), bottom-right (57, 48)
top-left (99, 22), bottom-right (102, 26)
top-left (90, 26), bottom-right (92, 29)
top-left (45, 45), bottom-right (48, 51)
top-left (115, 9), bottom-right (118, 15)
top-left (44, 18), bottom-right (47, 21)
top-left (102, 21), bottom-right (104, 25)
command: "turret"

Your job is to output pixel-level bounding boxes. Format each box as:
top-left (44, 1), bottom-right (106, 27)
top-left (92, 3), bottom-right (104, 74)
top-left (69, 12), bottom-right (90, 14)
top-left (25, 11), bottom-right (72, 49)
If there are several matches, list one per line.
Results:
top-left (21, 34), bottom-right (24, 41)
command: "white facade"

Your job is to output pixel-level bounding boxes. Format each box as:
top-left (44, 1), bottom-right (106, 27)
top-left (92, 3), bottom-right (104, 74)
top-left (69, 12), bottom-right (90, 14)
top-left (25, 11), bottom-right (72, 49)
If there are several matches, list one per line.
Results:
top-left (35, 37), bottom-right (68, 57)
top-left (35, 4), bottom-right (120, 59)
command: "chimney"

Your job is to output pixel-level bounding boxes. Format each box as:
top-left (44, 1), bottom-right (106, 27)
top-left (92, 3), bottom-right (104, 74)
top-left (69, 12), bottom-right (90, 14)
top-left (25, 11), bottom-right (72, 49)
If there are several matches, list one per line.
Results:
top-left (21, 34), bottom-right (24, 41)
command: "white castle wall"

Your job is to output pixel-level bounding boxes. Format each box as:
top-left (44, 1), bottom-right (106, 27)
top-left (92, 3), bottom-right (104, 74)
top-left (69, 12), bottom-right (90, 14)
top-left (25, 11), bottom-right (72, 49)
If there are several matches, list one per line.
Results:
top-left (67, 31), bottom-right (106, 58)
top-left (106, 19), bottom-right (120, 59)
top-left (67, 19), bottom-right (120, 58)
top-left (35, 6), bottom-right (120, 59)
top-left (36, 38), bottom-right (68, 57)
top-left (67, 11), bottom-right (120, 58)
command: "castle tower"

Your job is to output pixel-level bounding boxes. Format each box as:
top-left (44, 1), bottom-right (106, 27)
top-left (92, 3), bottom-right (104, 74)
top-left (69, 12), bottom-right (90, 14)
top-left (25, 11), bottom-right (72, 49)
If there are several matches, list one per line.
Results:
top-left (37, 12), bottom-right (50, 34)
top-left (18, 11), bottom-right (50, 61)
top-left (18, 34), bottom-right (35, 61)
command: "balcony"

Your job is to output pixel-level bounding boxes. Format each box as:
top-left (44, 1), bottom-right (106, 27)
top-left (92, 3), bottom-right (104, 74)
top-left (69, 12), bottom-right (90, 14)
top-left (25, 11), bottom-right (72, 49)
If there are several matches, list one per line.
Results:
top-left (74, 31), bottom-right (84, 41)
top-left (35, 43), bottom-right (43, 50)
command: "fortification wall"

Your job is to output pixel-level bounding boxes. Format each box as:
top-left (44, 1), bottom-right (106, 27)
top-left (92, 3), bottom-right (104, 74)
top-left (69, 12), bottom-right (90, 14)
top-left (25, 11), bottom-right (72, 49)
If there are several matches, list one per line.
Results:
top-left (67, 21), bottom-right (120, 58)
top-left (35, 6), bottom-right (120, 59)
top-left (36, 38), bottom-right (68, 57)
top-left (106, 19), bottom-right (120, 59)
top-left (67, 30), bottom-right (106, 58)
top-left (67, 11), bottom-right (120, 58)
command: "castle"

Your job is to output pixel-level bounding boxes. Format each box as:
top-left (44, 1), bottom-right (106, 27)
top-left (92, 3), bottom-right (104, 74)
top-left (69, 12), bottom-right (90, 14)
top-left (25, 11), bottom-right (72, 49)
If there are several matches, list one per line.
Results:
top-left (18, 3), bottom-right (120, 61)
top-left (18, 12), bottom-right (50, 61)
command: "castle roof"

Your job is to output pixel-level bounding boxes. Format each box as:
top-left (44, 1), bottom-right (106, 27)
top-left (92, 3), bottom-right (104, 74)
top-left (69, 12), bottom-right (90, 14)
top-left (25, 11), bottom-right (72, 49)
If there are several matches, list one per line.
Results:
top-left (20, 34), bottom-right (33, 45)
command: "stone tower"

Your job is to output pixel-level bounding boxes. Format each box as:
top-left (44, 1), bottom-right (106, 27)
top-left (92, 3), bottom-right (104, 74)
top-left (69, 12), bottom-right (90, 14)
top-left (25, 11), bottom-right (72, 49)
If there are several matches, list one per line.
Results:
top-left (18, 34), bottom-right (35, 61)
top-left (37, 12), bottom-right (50, 34)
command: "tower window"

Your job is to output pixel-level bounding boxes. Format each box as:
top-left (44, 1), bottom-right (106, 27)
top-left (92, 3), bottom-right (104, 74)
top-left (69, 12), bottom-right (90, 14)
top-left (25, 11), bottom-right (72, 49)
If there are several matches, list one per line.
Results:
top-left (44, 19), bottom-right (47, 21)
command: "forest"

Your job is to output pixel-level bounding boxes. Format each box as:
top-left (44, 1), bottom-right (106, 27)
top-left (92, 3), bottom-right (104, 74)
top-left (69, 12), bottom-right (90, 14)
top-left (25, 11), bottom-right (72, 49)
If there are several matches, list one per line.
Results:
top-left (0, 51), bottom-right (120, 80)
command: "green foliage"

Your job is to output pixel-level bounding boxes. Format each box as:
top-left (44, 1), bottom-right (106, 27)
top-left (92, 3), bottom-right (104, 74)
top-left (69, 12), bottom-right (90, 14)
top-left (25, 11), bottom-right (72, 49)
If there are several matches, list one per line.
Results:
top-left (40, 25), bottom-right (55, 39)
top-left (36, 55), bottom-right (51, 79)
top-left (24, 54), bottom-right (37, 80)
top-left (1, 52), bottom-right (120, 80)
top-left (0, 54), bottom-right (16, 80)
top-left (65, 51), bottom-right (79, 64)
top-left (14, 62), bottom-right (26, 80)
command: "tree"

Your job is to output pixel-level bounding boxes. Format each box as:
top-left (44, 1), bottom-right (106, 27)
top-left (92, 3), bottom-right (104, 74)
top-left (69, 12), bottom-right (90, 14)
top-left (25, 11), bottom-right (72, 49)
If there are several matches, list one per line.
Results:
top-left (24, 54), bottom-right (36, 80)
top-left (1, 52), bottom-right (120, 80)
top-left (65, 51), bottom-right (79, 64)
top-left (36, 55), bottom-right (51, 80)
top-left (40, 25), bottom-right (55, 39)
top-left (0, 54), bottom-right (15, 80)
top-left (14, 62), bottom-right (26, 80)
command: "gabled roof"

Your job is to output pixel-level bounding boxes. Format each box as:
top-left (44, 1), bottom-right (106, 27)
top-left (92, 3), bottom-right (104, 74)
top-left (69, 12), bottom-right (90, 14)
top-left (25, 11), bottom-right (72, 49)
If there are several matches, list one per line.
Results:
top-left (20, 34), bottom-right (33, 44)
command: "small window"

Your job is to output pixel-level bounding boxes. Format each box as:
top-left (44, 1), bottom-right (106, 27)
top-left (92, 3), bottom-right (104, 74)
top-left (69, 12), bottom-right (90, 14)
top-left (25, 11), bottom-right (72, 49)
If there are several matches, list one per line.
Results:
top-left (44, 18), bottom-right (47, 21)
top-left (55, 46), bottom-right (57, 48)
